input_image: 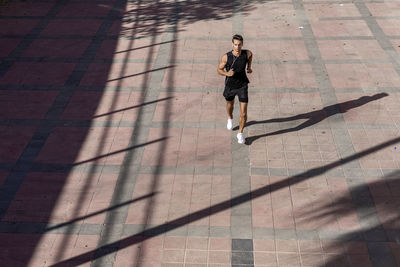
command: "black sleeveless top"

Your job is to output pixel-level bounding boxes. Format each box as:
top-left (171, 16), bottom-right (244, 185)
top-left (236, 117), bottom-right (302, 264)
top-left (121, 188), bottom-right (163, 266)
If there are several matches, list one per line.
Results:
top-left (225, 49), bottom-right (250, 89)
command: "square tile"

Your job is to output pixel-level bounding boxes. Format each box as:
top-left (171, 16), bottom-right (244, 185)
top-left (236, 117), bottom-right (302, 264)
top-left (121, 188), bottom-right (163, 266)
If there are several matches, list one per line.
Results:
top-left (96, 39), bottom-right (161, 60)
top-left (0, 19), bottom-right (40, 35)
top-left (0, 126), bottom-right (36, 163)
top-left (0, 90), bottom-right (58, 119)
top-left (61, 91), bottom-right (143, 122)
top-left (366, 3), bottom-right (400, 16)
top-left (57, 3), bottom-right (112, 17)
top-left (23, 39), bottom-right (91, 58)
top-left (0, 39), bottom-right (21, 57)
top-left (377, 19), bottom-right (400, 36)
top-left (80, 62), bottom-right (152, 87)
top-left (0, 62), bottom-right (75, 86)
top-left (41, 19), bottom-right (102, 36)
top-left (310, 20), bottom-right (372, 37)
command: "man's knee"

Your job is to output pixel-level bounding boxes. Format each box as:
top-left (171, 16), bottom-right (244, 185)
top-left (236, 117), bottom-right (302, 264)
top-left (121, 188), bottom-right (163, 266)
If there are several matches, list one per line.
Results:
top-left (240, 111), bottom-right (247, 119)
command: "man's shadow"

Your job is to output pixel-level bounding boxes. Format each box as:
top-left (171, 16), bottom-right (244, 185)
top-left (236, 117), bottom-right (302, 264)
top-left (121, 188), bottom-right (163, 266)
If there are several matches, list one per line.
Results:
top-left (242, 93), bottom-right (388, 145)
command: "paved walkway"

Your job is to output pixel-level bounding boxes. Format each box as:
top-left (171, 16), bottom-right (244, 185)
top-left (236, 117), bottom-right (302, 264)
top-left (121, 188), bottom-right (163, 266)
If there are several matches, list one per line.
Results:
top-left (1, 0), bottom-right (400, 266)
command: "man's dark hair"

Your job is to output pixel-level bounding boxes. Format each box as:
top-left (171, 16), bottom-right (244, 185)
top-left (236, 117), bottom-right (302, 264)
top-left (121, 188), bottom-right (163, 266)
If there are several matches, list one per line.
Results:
top-left (232, 34), bottom-right (243, 43)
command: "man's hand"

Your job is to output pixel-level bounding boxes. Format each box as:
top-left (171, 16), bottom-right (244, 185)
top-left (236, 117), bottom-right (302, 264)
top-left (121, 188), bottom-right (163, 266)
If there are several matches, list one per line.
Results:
top-left (247, 67), bottom-right (252, 73)
top-left (226, 69), bottom-right (235, 77)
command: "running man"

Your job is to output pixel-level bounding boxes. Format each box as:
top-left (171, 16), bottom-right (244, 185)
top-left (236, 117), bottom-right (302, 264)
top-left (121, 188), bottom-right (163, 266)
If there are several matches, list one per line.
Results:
top-left (217, 34), bottom-right (253, 144)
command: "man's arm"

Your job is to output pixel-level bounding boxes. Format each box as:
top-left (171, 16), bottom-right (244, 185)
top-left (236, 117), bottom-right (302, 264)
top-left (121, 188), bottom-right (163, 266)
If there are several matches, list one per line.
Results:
top-left (217, 54), bottom-right (234, 77)
top-left (247, 50), bottom-right (253, 73)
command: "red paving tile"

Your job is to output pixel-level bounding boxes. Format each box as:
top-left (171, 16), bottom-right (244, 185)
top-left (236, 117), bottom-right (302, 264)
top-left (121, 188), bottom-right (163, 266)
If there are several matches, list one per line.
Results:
top-left (164, 237), bottom-right (186, 249)
top-left (251, 64), bottom-right (318, 89)
top-left (327, 63), bottom-right (400, 88)
top-left (23, 39), bottom-right (91, 59)
top-left (185, 250), bottom-right (208, 264)
top-left (367, 2), bottom-right (400, 16)
top-left (2, 1), bottom-right (400, 266)
top-left (305, 3), bottom-right (361, 18)
top-left (0, 172), bottom-right (7, 187)
top-left (57, 3), bottom-right (113, 17)
top-left (161, 63), bottom-right (222, 89)
top-left (0, 90), bottom-right (58, 119)
top-left (0, 38), bottom-right (21, 57)
top-left (0, 19), bottom-right (40, 35)
top-left (3, 172), bottom-right (117, 223)
top-left (254, 252), bottom-right (277, 266)
top-left (163, 249), bottom-right (185, 263)
top-left (0, 62), bottom-right (75, 86)
top-left (96, 39), bottom-right (161, 60)
top-left (61, 91), bottom-right (143, 121)
top-left (0, 126), bottom-right (36, 163)
top-left (310, 20), bottom-right (372, 37)
top-left (276, 253), bottom-right (301, 267)
top-left (41, 19), bottom-right (103, 36)
top-left (80, 62), bottom-right (153, 87)
top-left (209, 238), bottom-right (231, 251)
top-left (36, 126), bottom-right (132, 164)
top-left (208, 251), bottom-right (231, 264)
top-left (0, 2), bottom-right (54, 16)
top-left (377, 19), bottom-right (400, 36)
top-left (142, 128), bottom-right (231, 167)
top-left (318, 40), bottom-right (387, 60)
top-left (244, 21), bottom-right (302, 38)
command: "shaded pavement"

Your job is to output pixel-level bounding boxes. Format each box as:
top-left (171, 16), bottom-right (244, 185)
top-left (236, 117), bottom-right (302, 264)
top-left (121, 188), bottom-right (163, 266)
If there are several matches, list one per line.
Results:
top-left (0, 0), bottom-right (400, 266)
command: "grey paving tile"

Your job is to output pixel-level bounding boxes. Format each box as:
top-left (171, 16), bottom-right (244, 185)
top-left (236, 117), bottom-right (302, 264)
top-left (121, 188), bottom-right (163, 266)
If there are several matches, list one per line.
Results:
top-left (231, 227), bottom-right (253, 239)
top-left (187, 225), bottom-right (209, 237)
top-left (253, 228), bottom-right (275, 240)
top-left (209, 226), bottom-right (231, 237)
top-left (231, 252), bottom-right (254, 265)
top-left (232, 239), bottom-right (254, 252)
top-left (231, 216), bottom-right (252, 228)
top-left (268, 168), bottom-right (288, 177)
top-left (296, 229), bottom-right (319, 240)
top-left (275, 229), bottom-right (297, 240)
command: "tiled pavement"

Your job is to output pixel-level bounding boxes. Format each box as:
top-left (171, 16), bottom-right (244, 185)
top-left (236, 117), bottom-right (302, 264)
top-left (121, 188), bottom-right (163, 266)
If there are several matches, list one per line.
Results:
top-left (0, 0), bottom-right (400, 266)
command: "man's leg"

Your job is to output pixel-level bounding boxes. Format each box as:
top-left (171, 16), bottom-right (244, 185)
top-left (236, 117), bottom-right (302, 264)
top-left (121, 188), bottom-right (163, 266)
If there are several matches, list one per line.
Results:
top-left (238, 101), bottom-right (247, 133)
top-left (225, 99), bottom-right (234, 130)
top-left (226, 99), bottom-right (234, 119)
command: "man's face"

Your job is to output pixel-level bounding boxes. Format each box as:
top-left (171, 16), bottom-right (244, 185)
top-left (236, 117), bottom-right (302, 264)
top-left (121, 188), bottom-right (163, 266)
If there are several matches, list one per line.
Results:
top-left (232, 39), bottom-right (243, 52)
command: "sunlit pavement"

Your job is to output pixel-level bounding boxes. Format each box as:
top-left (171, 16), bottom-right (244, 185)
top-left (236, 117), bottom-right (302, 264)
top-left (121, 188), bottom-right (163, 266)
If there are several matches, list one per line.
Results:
top-left (0, 0), bottom-right (400, 266)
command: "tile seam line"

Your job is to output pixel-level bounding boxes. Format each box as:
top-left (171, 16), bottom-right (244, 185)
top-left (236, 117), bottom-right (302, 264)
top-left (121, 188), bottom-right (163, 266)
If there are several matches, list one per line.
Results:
top-left (354, 1), bottom-right (400, 78)
top-left (230, 1), bottom-right (255, 267)
top-left (89, 1), bottom-right (182, 266)
top-left (0, 0), bottom-right (126, 219)
top-left (3, 57), bottom-right (399, 64)
top-left (2, 85), bottom-right (400, 92)
top-left (3, 221), bottom-right (400, 241)
top-left (0, 0), bottom-right (69, 78)
top-left (0, 0), bottom-right (73, 219)
top-left (2, 34), bottom-right (392, 40)
top-left (293, 0), bottom-right (397, 266)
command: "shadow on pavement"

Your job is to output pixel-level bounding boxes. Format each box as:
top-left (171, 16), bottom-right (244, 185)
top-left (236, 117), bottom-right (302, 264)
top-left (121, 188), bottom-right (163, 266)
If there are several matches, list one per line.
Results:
top-left (311, 171), bottom-right (400, 267)
top-left (51, 135), bottom-right (400, 266)
top-left (0, 0), bottom-right (270, 266)
top-left (243, 93), bottom-right (388, 145)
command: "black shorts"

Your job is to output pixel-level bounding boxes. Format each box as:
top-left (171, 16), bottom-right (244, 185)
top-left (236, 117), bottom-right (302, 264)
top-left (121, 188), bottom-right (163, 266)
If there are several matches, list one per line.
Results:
top-left (223, 84), bottom-right (248, 103)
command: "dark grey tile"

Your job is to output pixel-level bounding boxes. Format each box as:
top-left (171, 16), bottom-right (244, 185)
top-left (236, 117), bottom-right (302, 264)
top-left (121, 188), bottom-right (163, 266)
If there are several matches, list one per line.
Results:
top-left (231, 251), bottom-right (254, 265)
top-left (232, 239), bottom-right (253, 252)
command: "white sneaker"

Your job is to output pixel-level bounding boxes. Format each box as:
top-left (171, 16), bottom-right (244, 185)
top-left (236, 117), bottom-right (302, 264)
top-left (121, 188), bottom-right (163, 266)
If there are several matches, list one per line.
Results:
top-left (227, 118), bottom-right (233, 130)
top-left (237, 133), bottom-right (245, 144)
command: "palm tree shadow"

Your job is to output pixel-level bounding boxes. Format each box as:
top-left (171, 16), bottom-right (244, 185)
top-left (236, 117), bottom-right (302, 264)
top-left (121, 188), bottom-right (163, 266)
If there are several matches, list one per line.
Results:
top-left (311, 171), bottom-right (400, 267)
top-left (244, 93), bottom-right (388, 145)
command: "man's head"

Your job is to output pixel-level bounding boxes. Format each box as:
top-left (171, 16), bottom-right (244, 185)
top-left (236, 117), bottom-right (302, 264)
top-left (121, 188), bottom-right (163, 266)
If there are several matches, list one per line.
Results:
top-left (232, 34), bottom-right (243, 52)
